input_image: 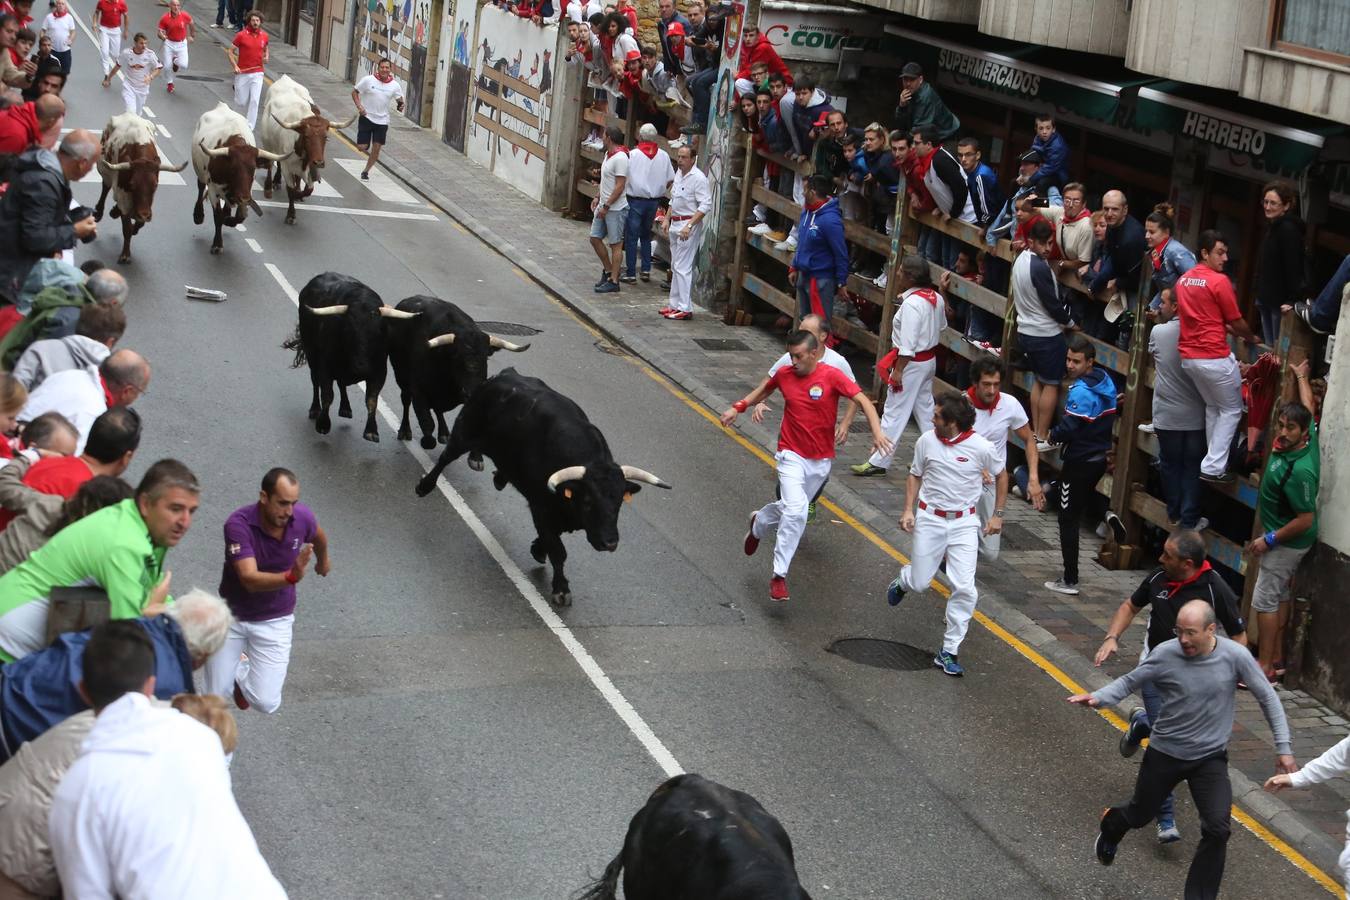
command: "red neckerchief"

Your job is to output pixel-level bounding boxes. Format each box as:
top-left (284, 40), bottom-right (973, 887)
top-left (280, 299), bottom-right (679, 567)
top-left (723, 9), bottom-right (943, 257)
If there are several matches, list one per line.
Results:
top-left (52, 7), bottom-right (67, 15)
top-left (966, 386), bottom-right (998, 411)
top-left (803, 197), bottom-right (826, 212)
top-left (605, 143), bottom-right (628, 159)
top-left (909, 286), bottom-right (939, 307)
top-left (1150, 236), bottom-right (1169, 272)
top-left (246, 24), bottom-right (261, 35)
top-left (1062, 206), bottom-right (1091, 224)
top-left (1165, 560), bottom-right (1211, 598)
top-left (376, 72), bottom-right (394, 83)
top-left (635, 141), bottom-right (658, 159)
top-left (99, 376), bottom-right (115, 408)
top-left (938, 429), bottom-right (975, 446)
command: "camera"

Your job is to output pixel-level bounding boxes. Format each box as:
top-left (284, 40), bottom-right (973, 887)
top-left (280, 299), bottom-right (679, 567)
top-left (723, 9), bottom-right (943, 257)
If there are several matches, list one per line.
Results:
top-left (70, 205), bottom-right (97, 243)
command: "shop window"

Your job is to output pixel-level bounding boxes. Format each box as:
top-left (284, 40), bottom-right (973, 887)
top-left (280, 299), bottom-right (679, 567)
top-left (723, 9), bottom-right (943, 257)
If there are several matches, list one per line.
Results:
top-left (1272, 0), bottom-right (1350, 65)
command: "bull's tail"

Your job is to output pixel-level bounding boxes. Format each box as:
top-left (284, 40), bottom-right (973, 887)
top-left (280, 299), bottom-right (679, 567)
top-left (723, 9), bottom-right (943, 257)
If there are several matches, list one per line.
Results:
top-left (572, 853), bottom-right (623, 900)
top-left (282, 326), bottom-right (307, 368)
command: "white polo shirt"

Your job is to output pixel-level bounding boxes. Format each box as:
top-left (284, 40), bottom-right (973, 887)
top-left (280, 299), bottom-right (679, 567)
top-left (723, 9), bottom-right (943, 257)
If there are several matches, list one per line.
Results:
top-left (892, 286), bottom-right (946, 357)
top-left (625, 146), bottom-right (674, 201)
top-left (971, 390), bottom-right (1029, 465)
top-left (42, 11), bottom-right (78, 52)
top-left (910, 428), bottom-right (1001, 512)
top-left (768, 346), bottom-right (855, 383)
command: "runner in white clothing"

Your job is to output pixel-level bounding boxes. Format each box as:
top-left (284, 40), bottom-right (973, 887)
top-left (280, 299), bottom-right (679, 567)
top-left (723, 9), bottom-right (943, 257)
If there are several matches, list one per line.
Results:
top-left (967, 356), bottom-right (1044, 559)
top-left (852, 253), bottom-right (946, 477)
top-left (887, 392), bottom-right (1005, 677)
top-left (102, 34), bottom-right (161, 116)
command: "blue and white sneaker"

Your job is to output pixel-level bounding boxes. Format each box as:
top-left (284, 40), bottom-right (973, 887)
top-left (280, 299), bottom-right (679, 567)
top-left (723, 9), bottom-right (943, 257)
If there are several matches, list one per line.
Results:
top-left (1156, 820), bottom-right (1181, 844)
top-left (886, 576), bottom-right (906, 607)
top-left (1119, 707), bottom-right (1149, 758)
top-left (933, 651), bottom-right (963, 677)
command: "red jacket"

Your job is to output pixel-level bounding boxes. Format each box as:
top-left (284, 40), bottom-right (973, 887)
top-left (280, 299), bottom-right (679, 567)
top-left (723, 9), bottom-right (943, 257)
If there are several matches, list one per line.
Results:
top-left (0, 103), bottom-right (40, 156)
top-left (898, 151), bottom-right (934, 212)
top-left (736, 38), bottom-right (791, 85)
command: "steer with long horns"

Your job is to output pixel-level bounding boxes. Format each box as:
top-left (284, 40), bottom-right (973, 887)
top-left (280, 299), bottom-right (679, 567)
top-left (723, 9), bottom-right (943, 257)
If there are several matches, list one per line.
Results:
top-left (94, 112), bottom-right (190, 265)
top-left (416, 367), bottom-right (670, 606)
top-left (258, 75), bottom-right (358, 225)
top-left (387, 294), bottom-right (529, 451)
top-left (284, 272), bottom-right (418, 442)
top-left (190, 102), bottom-right (291, 253)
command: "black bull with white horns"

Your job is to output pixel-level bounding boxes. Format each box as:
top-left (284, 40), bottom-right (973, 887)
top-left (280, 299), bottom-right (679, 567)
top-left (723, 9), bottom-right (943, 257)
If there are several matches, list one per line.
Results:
top-left (414, 368), bottom-right (670, 606)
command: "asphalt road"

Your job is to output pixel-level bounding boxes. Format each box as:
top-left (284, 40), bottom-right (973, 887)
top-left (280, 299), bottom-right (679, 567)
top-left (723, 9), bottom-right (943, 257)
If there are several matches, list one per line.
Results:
top-left (50, 8), bottom-right (1336, 898)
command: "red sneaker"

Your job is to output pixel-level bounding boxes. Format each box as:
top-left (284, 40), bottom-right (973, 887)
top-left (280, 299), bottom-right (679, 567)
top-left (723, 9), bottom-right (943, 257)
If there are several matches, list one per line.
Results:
top-left (166, 82), bottom-right (175, 93)
top-left (743, 513), bottom-right (759, 556)
top-left (769, 575), bottom-right (789, 602)
top-left (657, 306), bottom-right (673, 316)
top-left (663, 309), bottom-right (692, 320)
top-left (233, 681), bottom-right (250, 710)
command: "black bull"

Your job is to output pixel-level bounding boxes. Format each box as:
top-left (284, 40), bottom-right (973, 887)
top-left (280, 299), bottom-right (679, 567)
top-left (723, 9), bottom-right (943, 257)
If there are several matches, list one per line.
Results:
top-left (283, 272), bottom-right (419, 442)
top-left (386, 295), bottom-right (529, 450)
top-left (414, 368), bottom-right (669, 606)
top-left (578, 774), bottom-right (813, 900)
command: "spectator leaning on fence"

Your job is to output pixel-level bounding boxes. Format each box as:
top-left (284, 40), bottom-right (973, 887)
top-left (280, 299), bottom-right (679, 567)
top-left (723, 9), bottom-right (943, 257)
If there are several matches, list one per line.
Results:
top-left (1010, 218), bottom-right (1075, 445)
top-left (1148, 287), bottom-right (1209, 532)
top-left (1144, 202), bottom-right (1195, 312)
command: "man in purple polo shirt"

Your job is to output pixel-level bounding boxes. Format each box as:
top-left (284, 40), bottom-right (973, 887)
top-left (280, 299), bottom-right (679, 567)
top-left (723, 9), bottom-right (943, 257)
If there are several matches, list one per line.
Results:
top-left (203, 467), bottom-right (330, 713)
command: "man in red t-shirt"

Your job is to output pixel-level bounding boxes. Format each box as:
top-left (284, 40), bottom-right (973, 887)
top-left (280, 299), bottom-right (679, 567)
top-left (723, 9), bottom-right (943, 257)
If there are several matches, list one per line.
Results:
top-left (720, 330), bottom-right (891, 601)
top-left (0, 406), bottom-right (139, 532)
top-left (1175, 229), bottom-right (1260, 484)
top-left (225, 10), bottom-right (267, 128)
top-left (91, 0), bottom-right (127, 77)
top-left (156, 0), bottom-right (194, 93)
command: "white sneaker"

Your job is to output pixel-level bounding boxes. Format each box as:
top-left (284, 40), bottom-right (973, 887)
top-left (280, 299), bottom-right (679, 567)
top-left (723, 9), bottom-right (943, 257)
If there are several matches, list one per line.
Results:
top-left (1137, 422), bottom-right (1156, 434)
top-left (1195, 516), bottom-right (1210, 531)
top-left (747, 222), bottom-right (773, 236)
top-left (872, 271), bottom-right (887, 289)
top-left (1045, 579), bottom-right (1080, 596)
top-left (773, 236), bottom-right (797, 252)
top-left (1035, 438), bottom-right (1060, 453)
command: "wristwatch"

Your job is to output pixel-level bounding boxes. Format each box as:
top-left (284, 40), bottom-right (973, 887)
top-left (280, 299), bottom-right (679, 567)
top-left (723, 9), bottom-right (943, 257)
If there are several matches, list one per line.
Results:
top-left (993, 508), bottom-right (1005, 517)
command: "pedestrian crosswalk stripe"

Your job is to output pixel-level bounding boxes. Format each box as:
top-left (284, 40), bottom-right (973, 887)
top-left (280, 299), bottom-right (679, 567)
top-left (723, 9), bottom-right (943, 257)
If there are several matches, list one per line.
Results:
top-left (334, 159), bottom-right (418, 204)
top-left (76, 169), bottom-right (188, 187)
top-left (251, 172), bottom-right (343, 199)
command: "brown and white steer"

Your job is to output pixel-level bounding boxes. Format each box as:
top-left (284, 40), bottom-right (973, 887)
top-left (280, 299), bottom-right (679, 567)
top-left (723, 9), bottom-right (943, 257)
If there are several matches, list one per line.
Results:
top-left (190, 102), bottom-right (290, 254)
top-left (94, 112), bottom-right (189, 264)
top-left (257, 75), bottom-right (356, 225)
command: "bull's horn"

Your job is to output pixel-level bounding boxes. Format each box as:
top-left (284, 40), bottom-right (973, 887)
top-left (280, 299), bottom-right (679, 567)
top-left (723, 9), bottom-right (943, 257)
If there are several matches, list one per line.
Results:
top-left (329, 112), bottom-right (359, 130)
top-left (620, 466), bottom-right (672, 489)
top-left (159, 159), bottom-right (190, 173)
top-left (302, 304), bottom-right (349, 316)
top-left (270, 111), bottom-right (305, 131)
top-left (200, 141), bottom-right (230, 158)
top-left (103, 160), bottom-right (132, 171)
top-left (546, 466), bottom-right (587, 493)
top-left (377, 306), bottom-right (419, 319)
top-left (256, 148), bottom-right (293, 162)
top-left (427, 333), bottom-right (456, 348)
top-left (488, 335), bottom-right (530, 352)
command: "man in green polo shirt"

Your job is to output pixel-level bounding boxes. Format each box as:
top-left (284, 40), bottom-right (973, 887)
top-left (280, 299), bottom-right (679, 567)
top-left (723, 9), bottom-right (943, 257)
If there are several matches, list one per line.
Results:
top-left (1247, 398), bottom-right (1319, 683)
top-left (0, 459), bottom-right (199, 662)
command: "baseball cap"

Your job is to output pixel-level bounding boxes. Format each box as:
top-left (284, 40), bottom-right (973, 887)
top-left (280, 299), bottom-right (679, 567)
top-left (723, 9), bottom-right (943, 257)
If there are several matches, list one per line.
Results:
top-left (813, 111), bottom-right (830, 127)
top-left (625, 49), bottom-right (641, 61)
top-left (1019, 149), bottom-right (1044, 165)
top-left (900, 62), bottom-right (923, 78)
top-left (666, 21), bottom-right (684, 35)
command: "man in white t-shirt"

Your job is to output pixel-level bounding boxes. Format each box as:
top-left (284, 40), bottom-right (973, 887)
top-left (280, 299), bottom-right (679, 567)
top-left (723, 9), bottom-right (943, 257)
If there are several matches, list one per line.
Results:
top-left (101, 32), bottom-right (160, 116)
top-left (350, 55), bottom-right (405, 180)
top-left (967, 356), bottom-right (1044, 559)
top-left (590, 125), bottom-right (628, 294)
top-left (852, 254), bottom-right (945, 477)
top-left (887, 392), bottom-right (1004, 677)
top-left (40, 0), bottom-right (76, 74)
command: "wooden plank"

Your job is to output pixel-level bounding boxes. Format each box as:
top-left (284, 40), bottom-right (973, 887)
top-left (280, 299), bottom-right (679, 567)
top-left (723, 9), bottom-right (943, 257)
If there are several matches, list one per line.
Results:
top-left (728, 134), bottom-right (758, 323)
top-left (739, 263), bottom-right (878, 353)
top-left (472, 89), bottom-right (541, 129)
top-left (924, 259), bottom-right (1007, 319)
top-left (582, 107), bottom-right (605, 127)
top-left (473, 113), bottom-right (548, 160)
top-left (477, 67), bottom-right (542, 101)
top-left (742, 272), bottom-right (796, 318)
top-left (1110, 277), bottom-right (1157, 549)
top-left (578, 145), bottom-right (602, 164)
top-left (1130, 491), bottom-right (1248, 574)
top-left (575, 179), bottom-right (598, 198)
top-left (747, 184), bottom-right (889, 256)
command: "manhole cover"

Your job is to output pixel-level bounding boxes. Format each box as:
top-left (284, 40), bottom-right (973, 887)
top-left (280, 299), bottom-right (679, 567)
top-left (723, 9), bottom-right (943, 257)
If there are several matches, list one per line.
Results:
top-left (693, 338), bottom-right (751, 352)
top-left (477, 321), bottom-right (543, 336)
top-left (171, 74), bottom-right (225, 82)
top-left (827, 638), bottom-right (932, 671)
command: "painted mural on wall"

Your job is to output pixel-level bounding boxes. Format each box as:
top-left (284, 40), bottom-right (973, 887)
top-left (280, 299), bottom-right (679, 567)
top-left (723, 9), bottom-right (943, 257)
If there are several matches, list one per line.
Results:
top-left (467, 5), bottom-right (556, 202)
top-left (351, 0), bottom-right (437, 123)
top-left (693, 1), bottom-right (744, 299)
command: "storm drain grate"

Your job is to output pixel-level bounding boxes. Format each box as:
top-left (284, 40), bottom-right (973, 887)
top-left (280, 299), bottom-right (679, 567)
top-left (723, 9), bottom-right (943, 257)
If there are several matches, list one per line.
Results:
top-left (827, 638), bottom-right (933, 671)
top-left (477, 321), bottom-right (543, 336)
top-left (693, 338), bottom-right (751, 352)
top-left (171, 74), bottom-right (226, 82)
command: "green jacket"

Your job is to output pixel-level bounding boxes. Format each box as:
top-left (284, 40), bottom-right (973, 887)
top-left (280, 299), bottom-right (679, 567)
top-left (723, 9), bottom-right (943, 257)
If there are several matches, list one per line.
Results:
top-left (1258, 422), bottom-right (1320, 549)
top-left (0, 280), bottom-right (93, 371)
top-left (894, 82), bottom-right (961, 142)
top-left (0, 499), bottom-right (166, 662)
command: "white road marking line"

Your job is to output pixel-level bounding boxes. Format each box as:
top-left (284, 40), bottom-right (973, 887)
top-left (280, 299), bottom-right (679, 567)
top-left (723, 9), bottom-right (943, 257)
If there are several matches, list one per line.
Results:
top-left (75, 169), bottom-right (188, 186)
top-left (262, 262), bottom-right (685, 779)
top-left (253, 171), bottom-right (343, 199)
top-left (333, 158), bottom-right (419, 204)
top-left (254, 200), bottom-right (437, 221)
top-left (143, 107), bottom-right (156, 118)
top-left (235, 223), bottom-right (247, 232)
top-left (245, 238), bottom-right (263, 254)
top-left (157, 123), bottom-right (172, 138)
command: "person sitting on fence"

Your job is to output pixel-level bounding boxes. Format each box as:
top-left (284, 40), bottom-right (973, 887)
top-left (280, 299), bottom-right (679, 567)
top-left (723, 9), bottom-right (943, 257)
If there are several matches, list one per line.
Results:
top-left (638, 45), bottom-right (680, 125)
top-left (655, 0), bottom-right (689, 75)
top-left (1291, 251), bottom-right (1348, 336)
top-left (732, 23), bottom-right (789, 99)
top-left (1027, 114), bottom-right (1070, 195)
top-left (1010, 218), bottom-right (1075, 446)
top-left (1011, 196), bottom-right (1060, 258)
top-left (894, 61), bottom-right (959, 142)
top-left (1144, 202), bottom-right (1196, 313)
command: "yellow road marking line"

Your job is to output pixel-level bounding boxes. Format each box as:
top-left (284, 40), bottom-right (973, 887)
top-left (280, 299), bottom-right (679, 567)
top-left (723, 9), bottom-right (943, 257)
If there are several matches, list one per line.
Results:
top-left (512, 266), bottom-right (532, 283)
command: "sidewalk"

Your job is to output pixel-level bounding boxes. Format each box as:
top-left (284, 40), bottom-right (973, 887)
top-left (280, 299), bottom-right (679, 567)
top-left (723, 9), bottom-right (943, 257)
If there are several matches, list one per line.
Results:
top-left (224, 22), bottom-right (1350, 879)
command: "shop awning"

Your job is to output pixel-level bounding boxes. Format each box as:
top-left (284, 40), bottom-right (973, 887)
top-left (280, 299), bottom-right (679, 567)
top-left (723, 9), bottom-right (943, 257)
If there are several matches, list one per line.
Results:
top-left (1135, 82), bottom-right (1332, 174)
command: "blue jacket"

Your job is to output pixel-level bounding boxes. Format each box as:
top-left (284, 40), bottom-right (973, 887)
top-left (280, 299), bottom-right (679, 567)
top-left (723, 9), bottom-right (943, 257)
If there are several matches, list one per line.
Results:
top-left (864, 148), bottom-right (899, 195)
top-left (1049, 365), bottom-right (1117, 462)
top-left (791, 197), bottom-right (848, 285)
top-left (1030, 131), bottom-right (1070, 192)
top-left (0, 616), bottom-right (195, 762)
top-left (847, 154), bottom-right (870, 186)
top-left (761, 108), bottom-right (790, 155)
top-left (1149, 238), bottom-right (1197, 309)
top-left (1089, 214), bottom-right (1148, 295)
top-left (965, 162), bottom-right (1003, 228)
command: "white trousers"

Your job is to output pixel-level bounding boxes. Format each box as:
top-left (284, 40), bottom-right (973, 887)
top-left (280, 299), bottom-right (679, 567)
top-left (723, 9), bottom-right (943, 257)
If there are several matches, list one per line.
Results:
top-left (121, 82), bottom-right (149, 115)
top-left (868, 356), bottom-right (937, 468)
top-left (976, 480), bottom-right (1000, 560)
top-left (669, 220), bottom-right (701, 313)
top-left (98, 26), bottom-right (122, 75)
top-left (897, 506), bottom-right (981, 655)
top-left (753, 449), bottom-right (832, 577)
top-left (163, 39), bottom-right (188, 83)
top-left (202, 614), bottom-right (295, 714)
top-left (234, 72), bottom-right (264, 129)
top-left (1180, 355), bottom-right (1243, 478)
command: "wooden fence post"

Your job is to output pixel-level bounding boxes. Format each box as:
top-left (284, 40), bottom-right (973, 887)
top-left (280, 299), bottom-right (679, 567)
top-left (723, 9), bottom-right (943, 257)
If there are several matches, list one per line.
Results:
top-left (1106, 254), bottom-right (1157, 568)
top-left (875, 187), bottom-right (909, 400)
top-left (725, 133), bottom-right (758, 325)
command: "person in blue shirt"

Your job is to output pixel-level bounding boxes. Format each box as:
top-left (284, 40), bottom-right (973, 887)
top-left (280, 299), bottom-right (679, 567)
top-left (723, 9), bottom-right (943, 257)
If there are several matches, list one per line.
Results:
top-left (1144, 203), bottom-right (1196, 311)
top-left (1029, 114), bottom-right (1070, 195)
top-left (788, 174), bottom-right (848, 321)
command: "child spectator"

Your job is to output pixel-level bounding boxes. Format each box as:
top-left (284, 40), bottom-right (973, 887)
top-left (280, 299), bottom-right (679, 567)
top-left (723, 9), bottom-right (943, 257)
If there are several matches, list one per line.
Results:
top-left (1027, 114), bottom-right (1069, 194)
top-left (1011, 196), bottom-right (1059, 258)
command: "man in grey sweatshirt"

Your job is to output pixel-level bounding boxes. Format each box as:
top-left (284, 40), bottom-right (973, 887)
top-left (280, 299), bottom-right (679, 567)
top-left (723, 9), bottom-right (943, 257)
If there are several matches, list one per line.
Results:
top-left (1068, 598), bottom-right (1295, 900)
